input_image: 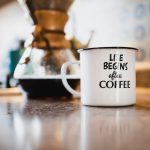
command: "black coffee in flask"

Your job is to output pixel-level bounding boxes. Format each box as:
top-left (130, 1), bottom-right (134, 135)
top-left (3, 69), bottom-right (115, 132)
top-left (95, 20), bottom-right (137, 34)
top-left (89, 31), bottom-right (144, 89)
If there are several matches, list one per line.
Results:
top-left (14, 0), bottom-right (80, 98)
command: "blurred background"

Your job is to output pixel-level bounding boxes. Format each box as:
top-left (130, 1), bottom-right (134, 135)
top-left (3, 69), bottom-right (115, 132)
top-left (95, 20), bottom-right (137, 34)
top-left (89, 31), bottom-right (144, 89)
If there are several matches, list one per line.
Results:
top-left (0, 0), bottom-right (150, 88)
top-left (0, 1), bottom-right (150, 149)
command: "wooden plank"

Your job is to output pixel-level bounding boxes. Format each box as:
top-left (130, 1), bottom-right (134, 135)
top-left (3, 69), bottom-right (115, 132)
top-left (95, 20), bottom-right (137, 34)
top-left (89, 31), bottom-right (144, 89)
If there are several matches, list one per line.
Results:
top-left (0, 96), bottom-right (150, 150)
top-left (136, 87), bottom-right (150, 108)
top-left (0, 87), bottom-right (21, 96)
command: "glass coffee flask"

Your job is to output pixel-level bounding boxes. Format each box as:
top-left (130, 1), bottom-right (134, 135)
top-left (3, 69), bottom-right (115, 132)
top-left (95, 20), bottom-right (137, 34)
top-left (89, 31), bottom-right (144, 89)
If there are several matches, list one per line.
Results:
top-left (14, 0), bottom-right (80, 98)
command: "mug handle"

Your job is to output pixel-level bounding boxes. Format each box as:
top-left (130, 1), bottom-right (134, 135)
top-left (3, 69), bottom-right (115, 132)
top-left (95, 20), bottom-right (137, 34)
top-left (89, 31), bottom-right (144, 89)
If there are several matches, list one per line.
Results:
top-left (61, 61), bottom-right (81, 97)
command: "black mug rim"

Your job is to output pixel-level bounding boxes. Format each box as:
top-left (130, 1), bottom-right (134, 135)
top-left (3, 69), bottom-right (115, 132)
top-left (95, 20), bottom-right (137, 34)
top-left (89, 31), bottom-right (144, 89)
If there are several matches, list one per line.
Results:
top-left (78, 46), bottom-right (138, 52)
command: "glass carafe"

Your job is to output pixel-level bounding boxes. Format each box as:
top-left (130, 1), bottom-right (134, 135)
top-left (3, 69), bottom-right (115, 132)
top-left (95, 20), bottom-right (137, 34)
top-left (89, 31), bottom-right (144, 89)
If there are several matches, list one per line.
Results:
top-left (14, 0), bottom-right (80, 98)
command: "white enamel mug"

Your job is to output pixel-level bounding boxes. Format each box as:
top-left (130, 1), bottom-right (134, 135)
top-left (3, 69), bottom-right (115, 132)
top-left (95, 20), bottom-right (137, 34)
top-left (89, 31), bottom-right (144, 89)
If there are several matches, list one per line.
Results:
top-left (61, 47), bottom-right (138, 106)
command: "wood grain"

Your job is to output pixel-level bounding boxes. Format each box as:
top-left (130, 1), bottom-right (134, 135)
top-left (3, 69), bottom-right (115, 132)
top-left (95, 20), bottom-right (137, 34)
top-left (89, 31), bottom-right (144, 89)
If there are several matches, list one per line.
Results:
top-left (0, 94), bottom-right (150, 150)
top-left (136, 62), bottom-right (150, 87)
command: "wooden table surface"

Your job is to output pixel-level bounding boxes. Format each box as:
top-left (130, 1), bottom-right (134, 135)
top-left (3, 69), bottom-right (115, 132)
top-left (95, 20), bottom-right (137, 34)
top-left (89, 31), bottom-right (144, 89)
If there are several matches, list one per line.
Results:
top-left (0, 89), bottom-right (150, 150)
